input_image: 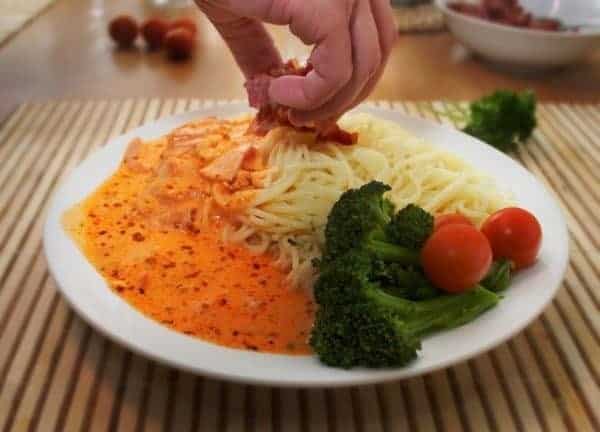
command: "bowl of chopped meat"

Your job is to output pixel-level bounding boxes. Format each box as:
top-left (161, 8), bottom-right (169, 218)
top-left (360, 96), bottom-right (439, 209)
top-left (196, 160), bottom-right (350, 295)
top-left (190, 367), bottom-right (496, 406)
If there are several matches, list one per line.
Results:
top-left (436, 0), bottom-right (600, 68)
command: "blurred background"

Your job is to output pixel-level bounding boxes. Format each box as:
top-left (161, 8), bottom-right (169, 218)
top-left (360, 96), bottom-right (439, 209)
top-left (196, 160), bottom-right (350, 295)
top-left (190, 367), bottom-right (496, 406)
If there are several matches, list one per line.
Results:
top-left (0, 0), bottom-right (599, 121)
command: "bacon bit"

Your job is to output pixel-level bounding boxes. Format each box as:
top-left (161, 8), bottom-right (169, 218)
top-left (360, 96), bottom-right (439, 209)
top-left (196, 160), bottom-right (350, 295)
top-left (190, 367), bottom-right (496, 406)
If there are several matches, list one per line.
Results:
top-left (199, 144), bottom-right (255, 182)
top-left (211, 183), bottom-right (257, 211)
top-left (318, 125), bottom-right (358, 146)
top-left (241, 147), bottom-right (265, 171)
top-left (244, 59), bottom-right (358, 145)
top-left (124, 138), bottom-right (151, 173)
top-left (229, 170), bottom-right (252, 189)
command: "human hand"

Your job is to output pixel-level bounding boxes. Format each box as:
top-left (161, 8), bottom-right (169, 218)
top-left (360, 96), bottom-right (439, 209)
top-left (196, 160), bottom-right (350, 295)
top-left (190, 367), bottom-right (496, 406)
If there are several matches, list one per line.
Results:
top-left (195, 0), bottom-right (397, 124)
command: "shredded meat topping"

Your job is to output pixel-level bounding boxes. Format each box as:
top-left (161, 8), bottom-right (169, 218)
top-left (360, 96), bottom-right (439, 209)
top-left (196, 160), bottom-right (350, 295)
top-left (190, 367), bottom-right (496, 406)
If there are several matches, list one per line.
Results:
top-left (244, 59), bottom-right (358, 146)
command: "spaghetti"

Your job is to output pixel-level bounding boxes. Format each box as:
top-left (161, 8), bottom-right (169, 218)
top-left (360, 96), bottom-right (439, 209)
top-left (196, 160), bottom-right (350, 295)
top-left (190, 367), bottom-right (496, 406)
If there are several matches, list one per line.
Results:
top-left (224, 113), bottom-right (512, 290)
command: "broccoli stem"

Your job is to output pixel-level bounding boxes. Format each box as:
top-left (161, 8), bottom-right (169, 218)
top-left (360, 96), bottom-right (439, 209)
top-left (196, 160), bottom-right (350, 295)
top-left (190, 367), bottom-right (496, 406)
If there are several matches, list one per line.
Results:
top-left (481, 259), bottom-right (512, 292)
top-left (366, 285), bottom-right (499, 337)
top-left (406, 286), bottom-right (499, 336)
top-left (366, 240), bottom-right (420, 265)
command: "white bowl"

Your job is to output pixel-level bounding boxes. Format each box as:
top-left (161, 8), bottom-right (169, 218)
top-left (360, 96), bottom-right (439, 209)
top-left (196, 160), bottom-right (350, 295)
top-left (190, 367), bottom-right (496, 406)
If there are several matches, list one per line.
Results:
top-left (436, 0), bottom-right (600, 68)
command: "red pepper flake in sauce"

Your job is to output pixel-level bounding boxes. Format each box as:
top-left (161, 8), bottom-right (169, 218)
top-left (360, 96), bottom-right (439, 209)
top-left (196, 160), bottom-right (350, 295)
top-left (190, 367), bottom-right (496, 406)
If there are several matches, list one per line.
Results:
top-left (132, 232), bottom-right (145, 241)
top-left (67, 125), bottom-right (315, 355)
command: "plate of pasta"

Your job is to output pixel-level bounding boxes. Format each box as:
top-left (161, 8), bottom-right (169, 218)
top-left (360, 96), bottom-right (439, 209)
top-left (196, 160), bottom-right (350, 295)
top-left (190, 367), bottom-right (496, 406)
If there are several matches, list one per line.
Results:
top-left (44, 102), bottom-right (568, 386)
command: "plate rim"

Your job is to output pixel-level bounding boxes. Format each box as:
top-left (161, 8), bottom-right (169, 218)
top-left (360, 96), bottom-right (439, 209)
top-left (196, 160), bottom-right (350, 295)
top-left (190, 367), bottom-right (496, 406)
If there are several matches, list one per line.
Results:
top-left (43, 103), bottom-right (569, 387)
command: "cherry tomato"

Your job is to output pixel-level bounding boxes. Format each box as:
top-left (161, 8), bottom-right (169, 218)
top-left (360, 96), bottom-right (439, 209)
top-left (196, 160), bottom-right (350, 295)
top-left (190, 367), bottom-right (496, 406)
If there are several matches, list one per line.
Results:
top-left (141, 17), bottom-right (170, 50)
top-left (421, 224), bottom-right (492, 293)
top-left (481, 207), bottom-right (542, 270)
top-left (434, 213), bottom-right (473, 231)
top-left (109, 15), bottom-right (139, 48)
top-left (164, 28), bottom-right (195, 60)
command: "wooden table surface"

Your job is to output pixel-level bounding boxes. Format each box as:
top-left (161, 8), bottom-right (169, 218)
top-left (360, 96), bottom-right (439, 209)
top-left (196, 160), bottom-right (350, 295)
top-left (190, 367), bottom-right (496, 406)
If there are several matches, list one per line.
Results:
top-left (1, 0), bottom-right (600, 122)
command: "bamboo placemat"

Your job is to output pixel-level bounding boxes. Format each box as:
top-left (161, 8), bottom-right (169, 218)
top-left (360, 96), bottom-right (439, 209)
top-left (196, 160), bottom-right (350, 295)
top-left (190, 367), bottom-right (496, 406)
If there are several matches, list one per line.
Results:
top-left (0, 99), bottom-right (598, 432)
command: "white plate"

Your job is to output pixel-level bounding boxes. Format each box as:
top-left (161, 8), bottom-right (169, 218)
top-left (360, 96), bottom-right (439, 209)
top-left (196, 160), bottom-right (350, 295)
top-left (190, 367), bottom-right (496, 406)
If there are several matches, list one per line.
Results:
top-left (43, 103), bottom-right (569, 387)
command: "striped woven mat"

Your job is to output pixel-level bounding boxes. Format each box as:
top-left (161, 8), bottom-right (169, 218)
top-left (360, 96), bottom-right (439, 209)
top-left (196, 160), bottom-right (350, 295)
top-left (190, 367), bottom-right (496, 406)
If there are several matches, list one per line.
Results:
top-left (0, 99), bottom-right (598, 431)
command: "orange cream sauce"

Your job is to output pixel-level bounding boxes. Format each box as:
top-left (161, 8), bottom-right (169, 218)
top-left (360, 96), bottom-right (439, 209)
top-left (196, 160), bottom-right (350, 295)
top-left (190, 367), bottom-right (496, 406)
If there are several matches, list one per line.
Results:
top-left (64, 119), bottom-right (315, 355)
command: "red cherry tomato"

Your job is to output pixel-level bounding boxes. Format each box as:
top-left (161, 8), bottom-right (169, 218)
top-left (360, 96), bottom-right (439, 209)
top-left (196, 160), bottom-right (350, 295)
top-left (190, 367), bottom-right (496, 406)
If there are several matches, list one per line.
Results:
top-left (421, 224), bottom-right (492, 293)
top-left (434, 213), bottom-right (473, 231)
top-left (481, 207), bottom-right (542, 270)
top-left (108, 15), bottom-right (139, 48)
top-left (164, 28), bottom-right (195, 60)
top-left (141, 17), bottom-right (170, 50)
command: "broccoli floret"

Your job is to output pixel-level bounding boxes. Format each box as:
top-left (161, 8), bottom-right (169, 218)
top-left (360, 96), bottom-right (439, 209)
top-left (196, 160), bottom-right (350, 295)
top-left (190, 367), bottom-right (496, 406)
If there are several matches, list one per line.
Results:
top-left (310, 303), bottom-right (421, 368)
top-left (372, 262), bottom-right (439, 300)
top-left (481, 259), bottom-right (512, 292)
top-left (313, 250), bottom-right (381, 307)
top-left (463, 90), bottom-right (537, 153)
top-left (310, 285), bottom-right (500, 368)
top-left (314, 251), bottom-right (435, 307)
top-left (315, 251), bottom-right (497, 314)
top-left (385, 204), bottom-right (434, 250)
top-left (321, 181), bottom-right (419, 266)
